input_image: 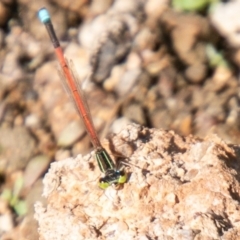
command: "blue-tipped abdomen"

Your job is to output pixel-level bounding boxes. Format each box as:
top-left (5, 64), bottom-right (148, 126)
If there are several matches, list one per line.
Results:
top-left (38, 7), bottom-right (51, 24)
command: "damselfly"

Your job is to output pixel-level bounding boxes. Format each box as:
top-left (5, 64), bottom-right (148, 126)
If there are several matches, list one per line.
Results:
top-left (38, 8), bottom-right (127, 189)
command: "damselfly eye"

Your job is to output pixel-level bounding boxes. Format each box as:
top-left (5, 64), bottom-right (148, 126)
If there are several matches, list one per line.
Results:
top-left (98, 180), bottom-right (110, 190)
top-left (116, 170), bottom-right (128, 184)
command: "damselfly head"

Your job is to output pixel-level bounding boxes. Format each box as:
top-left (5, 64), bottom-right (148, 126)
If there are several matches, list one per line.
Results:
top-left (98, 169), bottom-right (127, 190)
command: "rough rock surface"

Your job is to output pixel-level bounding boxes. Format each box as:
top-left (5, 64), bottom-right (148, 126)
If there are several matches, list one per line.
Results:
top-left (35, 124), bottom-right (240, 239)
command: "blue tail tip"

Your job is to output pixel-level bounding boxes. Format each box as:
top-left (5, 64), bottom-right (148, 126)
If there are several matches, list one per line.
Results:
top-left (38, 7), bottom-right (51, 23)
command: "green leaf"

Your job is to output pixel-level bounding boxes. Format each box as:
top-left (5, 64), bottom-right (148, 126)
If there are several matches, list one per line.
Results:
top-left (13, 175), bottom-right (24, 197)
top-left (206, 44), bottom-right (229, 68)
top-left (1, 188), bottom-right (12, 202)
top-left (172, 0), bottom-right (211, 11)
top-left (13, 200), bottom-right (28, 216)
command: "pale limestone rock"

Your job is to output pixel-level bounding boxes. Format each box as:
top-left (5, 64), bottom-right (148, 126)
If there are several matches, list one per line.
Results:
top-left (35, 123), bottom-right (240, 239)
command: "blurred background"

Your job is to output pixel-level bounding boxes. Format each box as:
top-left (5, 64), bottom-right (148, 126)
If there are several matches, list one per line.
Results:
top-left (1, 0), bottom-right (240, 239)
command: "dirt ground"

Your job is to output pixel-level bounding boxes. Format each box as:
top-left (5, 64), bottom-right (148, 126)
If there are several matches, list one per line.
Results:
top-left (1, 0), bottom-right (240, 239)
